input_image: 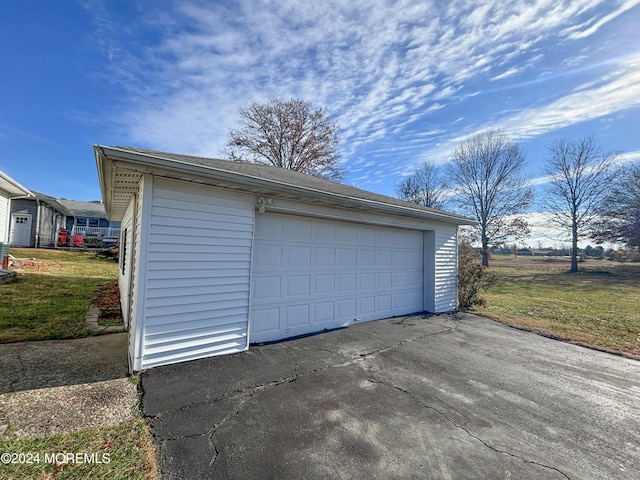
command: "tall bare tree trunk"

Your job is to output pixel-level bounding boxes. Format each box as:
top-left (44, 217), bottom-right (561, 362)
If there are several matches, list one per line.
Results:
top-left (571, 217), bottom-right (579, 273)
top-left (481, 234), bottom-right (489, 267)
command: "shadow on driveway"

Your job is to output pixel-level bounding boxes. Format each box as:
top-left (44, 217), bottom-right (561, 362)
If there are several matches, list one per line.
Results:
top-left (142, 313), bottom-right (640, 479)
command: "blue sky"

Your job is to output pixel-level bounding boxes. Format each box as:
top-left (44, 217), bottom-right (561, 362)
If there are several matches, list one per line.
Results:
top-left (1, 0), bottom-right (639, 211)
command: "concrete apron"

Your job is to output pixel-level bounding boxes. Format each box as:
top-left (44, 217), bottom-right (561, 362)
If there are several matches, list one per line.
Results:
top-left (0, 333), bottom-right (134, 440)
top-left (142, 313), bottom-right (640, 480)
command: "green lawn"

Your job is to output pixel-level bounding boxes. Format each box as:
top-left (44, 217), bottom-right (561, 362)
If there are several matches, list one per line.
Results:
top-left (0, 420), bottom-right (157, 480)
top-left (0, 250), bottom-right (157, 479)
top-left (0, 248), bottom-right (118, 343)
top-left (472, 256), bottom-right (640, 358)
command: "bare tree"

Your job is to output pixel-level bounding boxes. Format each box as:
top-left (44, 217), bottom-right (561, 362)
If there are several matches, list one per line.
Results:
top-left (447, 129), bottom-right (533, 267)
top-left (542, 136), bottom-right (619, 272)
top-left (395, 161), bottom-right (446, 209)
top-left (592, 161), bottom-right (640, 248)
top-left (225, 98), bottom-right (343, 182)
top-left (503, 217), bottom-right (531, 258)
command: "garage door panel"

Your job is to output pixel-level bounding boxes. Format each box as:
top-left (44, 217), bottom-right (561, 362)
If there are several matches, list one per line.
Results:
top-left (377, 229), bottom-right (393, 245)
top-left (314, 301), bottom-right (334, 322)
top-left (378, 294), bottom-right (392, 311)
top-left (251, 307), bottom-right (280, 335)
top-left (393, 272), bottom-right (407, 287)
top-left (250, 213), bottom-right (424, 343)
top-left (253, 276), bottom-right (281, 299)
top-left (314, 222), bottom-right (337, 242)
top-left (377, 272), bottom-right (392, 288)
top-left (338, 299), bottom-right (356, 319)
top-left (315, 274), bottom-right (335, 294)
top-left (337, 227), bottom-right (357, 243)
top-left (360, 297), bottom-right (375, 314)
top-left (358, 249), bottom-right (376, 266)
top-left (314, 247), bottom-right (335, 266)
top-left (359, 273), bottom-right (375, 290)
top-left (393, 292), bottom-right (407, 309)
top-left (287, 246), bottom-right (311, 266)
top-left (284, 216), bottom-right (312, 240)
top-left (376, 250), bottom-right (392, 265)
top-left (286, 304), bottom-right (309, 327)
top-left (357, 225), bottom-right (376, 245)
top-left (339, 248), bottom-right (357, 265)
top-left (340, 273), bottom-right (357, 291)
top-left (254, 244), bottom-right (282, 266)
top-left (287, 275), bottom-right (310, 296)
top-left (256, 215), bottom-right (284, 237)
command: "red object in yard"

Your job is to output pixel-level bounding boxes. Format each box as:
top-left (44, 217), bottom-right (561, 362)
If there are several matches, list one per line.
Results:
top-left (2, 256), bottom-right (7, 269)
top-left (58, 229), bottom-right (68, 246)
top-left (71, 235), bottom-right (84, 247)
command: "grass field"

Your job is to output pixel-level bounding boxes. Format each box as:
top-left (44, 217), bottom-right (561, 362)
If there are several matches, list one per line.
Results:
top-left (472, 256), bottom-right (640, 359)
top-left (0, 248), bottom-right (118, 343)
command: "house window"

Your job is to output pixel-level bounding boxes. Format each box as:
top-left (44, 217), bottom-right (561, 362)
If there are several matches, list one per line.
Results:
top-left (76, 218), bottom-right (87, 226)
top-left (89, 218), bottom-right (100, 227)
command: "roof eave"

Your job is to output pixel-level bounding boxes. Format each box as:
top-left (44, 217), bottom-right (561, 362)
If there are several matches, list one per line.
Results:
top-left (0, 171), bottom-right (33, 197)
top-left (95, 146), bottom-right (115, 219)
top-left (95, 145), bottom-right (476, 226)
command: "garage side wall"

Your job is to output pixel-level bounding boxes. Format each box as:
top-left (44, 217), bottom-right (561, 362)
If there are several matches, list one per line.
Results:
top-left (140, 178), bottom-right (254, 369)
top-left (434, 226), bottom-right (458, 312)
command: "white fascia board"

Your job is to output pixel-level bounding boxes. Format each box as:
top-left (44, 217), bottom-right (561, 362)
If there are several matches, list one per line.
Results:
top-left (94, 146), bottom-right (114, 218)
top-left (0, 171), bottom-right (33, 197)
top-left (95, 145), bottom-right (476, 226)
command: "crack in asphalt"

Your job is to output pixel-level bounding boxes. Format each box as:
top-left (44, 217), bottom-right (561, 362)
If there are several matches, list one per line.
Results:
top-left (207, 398), bottom-right (251, 468)
top-left (367, 376), bottom-right (572, 480)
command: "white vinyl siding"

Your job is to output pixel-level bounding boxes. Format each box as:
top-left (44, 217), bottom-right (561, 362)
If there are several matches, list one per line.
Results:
top-left (0, 190), bottom-right (8, 242)
top-left (140, 178), bottom-right (253, 369)
top-left (250, 213), bottom-right (424, 343)
top-left (434, 227), bottom-right (458, 312)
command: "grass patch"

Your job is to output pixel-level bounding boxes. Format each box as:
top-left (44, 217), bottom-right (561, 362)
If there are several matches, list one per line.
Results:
top-left (0, 420), bottom-right (157, 480)
top-left (472, 257), bottom-right (640, 358)
top-left (0, 248), bottom-right (118, 343)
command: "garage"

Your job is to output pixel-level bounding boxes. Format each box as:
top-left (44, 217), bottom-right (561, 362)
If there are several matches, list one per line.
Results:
top-left (95, 145), bottom-right (475, 372)
top-left (251, 213), bottom-right (424, 343)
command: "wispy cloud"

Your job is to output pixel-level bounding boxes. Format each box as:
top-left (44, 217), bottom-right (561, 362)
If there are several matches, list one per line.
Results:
top-left (83, 0), bottom-right (640, 191)
top-left (563, 0), bottom-right (640, 39)
top-left (496, 55), bottom-right (640, 140)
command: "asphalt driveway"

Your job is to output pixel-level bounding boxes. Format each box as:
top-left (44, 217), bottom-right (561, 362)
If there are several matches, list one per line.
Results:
top-left (142, 313), bottom-right (640, 479)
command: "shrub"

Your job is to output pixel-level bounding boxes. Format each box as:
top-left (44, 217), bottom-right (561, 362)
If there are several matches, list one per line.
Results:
top-left (458, 239), bottom-right (496, 309)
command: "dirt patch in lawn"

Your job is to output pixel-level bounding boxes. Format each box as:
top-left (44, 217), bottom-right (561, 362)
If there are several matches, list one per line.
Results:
top-left (93, 282), bottom-right (124, 327)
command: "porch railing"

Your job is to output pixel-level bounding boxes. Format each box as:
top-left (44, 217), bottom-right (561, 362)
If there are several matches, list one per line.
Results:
top-left (70, 226), bottom-right (121, 238)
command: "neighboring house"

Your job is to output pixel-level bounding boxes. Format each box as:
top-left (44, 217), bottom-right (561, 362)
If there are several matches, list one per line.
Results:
top-left (57, 199), bottom-right (121, 246)
top-left (9, 191), bottom-right (70, 247)
top-left (0, 170), bottom-right (33, 245)
top-left (95, 145), bottom-right (476, 372)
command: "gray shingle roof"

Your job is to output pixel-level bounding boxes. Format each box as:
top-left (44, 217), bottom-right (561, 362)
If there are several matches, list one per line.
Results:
top-left (57, 199), bottom-right (106, 218)
top-left (106, 146), bottom-right (473, 224)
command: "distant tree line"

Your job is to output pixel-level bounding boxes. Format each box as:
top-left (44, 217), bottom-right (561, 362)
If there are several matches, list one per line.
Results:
top-left (396, 131), bottom-right (638, 273)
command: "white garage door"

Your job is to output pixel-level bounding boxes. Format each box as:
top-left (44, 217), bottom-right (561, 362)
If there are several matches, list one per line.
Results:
top-left (250, 213), bottom-right (424, 343)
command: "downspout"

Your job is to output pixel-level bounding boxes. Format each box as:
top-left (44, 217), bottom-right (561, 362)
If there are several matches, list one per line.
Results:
top-left (35, 198), bottom-right (41, 248)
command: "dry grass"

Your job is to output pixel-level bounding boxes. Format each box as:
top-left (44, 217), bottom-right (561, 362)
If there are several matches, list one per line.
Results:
top-left (0, 420), bottom-right (158, 480)
top-left (472, 256), bottom-right (640, 359)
